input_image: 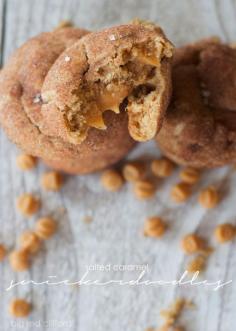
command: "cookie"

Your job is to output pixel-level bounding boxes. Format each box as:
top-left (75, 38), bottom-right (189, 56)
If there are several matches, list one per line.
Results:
top-left (0, 22), bottom-right (173, 174)
top-left (156, 38), bottom-right (236, 168)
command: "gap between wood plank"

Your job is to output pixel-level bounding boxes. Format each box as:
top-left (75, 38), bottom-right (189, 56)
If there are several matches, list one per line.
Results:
top-left (0, 0), bottom-right (7, 67)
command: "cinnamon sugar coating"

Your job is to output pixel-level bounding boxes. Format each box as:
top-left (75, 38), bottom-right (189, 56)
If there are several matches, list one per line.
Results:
top-left (156, 38), bottom-right (236, 168)
top-left (0, 22), bottom-right (173, 174)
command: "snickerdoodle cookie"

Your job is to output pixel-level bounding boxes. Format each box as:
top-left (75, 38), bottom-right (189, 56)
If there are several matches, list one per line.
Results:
top-left (0, 22), bottom-right (173, 174)
top-left (156, 38), bottom-right (236, 168)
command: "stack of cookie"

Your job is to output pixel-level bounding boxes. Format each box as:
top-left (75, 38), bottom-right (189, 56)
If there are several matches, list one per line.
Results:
top-left (0, 20), bottom-right (235, 173)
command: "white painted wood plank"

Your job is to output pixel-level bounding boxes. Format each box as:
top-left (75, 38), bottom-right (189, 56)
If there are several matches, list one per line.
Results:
top-left (0, 1), bottom-right (236, 331)
top-left (1, 2), bottom-right (81, 331)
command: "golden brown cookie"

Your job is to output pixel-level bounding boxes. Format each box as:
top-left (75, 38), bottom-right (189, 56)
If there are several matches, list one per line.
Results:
top-left (0, 23), bottom-right (173, 174)
top-left (156, 38), bottom-right (236, 168)
top-left (40, 22), bottom-right (173, 144)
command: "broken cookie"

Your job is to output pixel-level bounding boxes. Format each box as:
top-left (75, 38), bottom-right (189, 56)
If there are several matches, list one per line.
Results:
top-left (40, 22), bottom-right (173, 144)
top-left (0, 22), bottom-right (173, 174)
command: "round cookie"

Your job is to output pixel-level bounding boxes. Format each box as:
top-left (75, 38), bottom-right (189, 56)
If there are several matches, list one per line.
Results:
top-left (0, 23), bottom-right (173, 174)
top-left (156, 38), bottom-right (236, 168)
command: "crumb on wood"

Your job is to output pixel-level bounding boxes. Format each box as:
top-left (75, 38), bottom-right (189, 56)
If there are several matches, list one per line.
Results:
top-left (187, 255), bottom-right (206, 273)
top-left (56, 20), bottom-right (73, 29)
top-left (83, 215), bottom-right (93, 224)
top-left (157, 298), bottom-right (194, 330)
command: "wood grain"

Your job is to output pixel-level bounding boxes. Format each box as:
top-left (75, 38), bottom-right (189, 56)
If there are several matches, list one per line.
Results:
top-left (0, 0), bottom-right (236, 330)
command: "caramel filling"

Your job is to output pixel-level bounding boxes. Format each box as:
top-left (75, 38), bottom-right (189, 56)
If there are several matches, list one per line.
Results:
top-left (64, 40), bottom-right (172, 144)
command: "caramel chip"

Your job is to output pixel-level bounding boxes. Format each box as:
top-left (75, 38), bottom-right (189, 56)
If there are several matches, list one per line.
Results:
top-left (19, 231), bottom-right (41, 254)
top-left (151, 158), bottom-right (175, 177)
top-left (35, 217), bottom-right (57, 240)
top-left (181, 234), bottom-right (205, 254)
top-left (16, 193), bottom-right (40, 216)
top-left (214, 223), bottom-right (235, 243)
top-left (144, 216), bottom-right (167, 237)
top-left (171, 182), bottom-right (191, 203)
top-left (198, 186), bottom-right (219, 208)
top-left (179, 167), bottom-right (200, 184)
top-left (133, 180), bottom-right (156, 199)
top-left (16, 154), bottom-right (37, 171)
top-left (41, 171), bottom-right (63, 191)
top-left (0, 244), bottom-right (7, 261)
top-left (9, 298), bottom-right (31, 318)
top-left (101, 169), bottom-right (124, 192)
top-left (122, 162), bottom-right (145, 182)
top-left (9, 249), bottom-right (31, 272)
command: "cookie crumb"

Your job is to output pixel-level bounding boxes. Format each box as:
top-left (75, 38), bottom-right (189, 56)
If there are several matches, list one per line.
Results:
top-left (64, 55), bottom-right (71, 62)
top-left (19, 231), bottom-right (41, 254)
top-left (133, 180), bottom-right (156, 199)
top-left (179, 167), bottom-right (200, 184)
top-left (41, 171), bottom-right (63, 191)
top-left (0, 244), bottom-right (7, 261)
top-left (16, 154), bottom-right (37, 171)
top-left (181, 234), bottom-right (205, 254)
top-left (16, 193), bottom-right (40, 216)
top-left (122, 161), bottom-right (145, 182)
top-left (198, 186), bottom-right (219, 208)
top-left (144, 216), bottom-right (167, 238)
top-left (159, 298), bottom-right (193, 329)
top-left (101, 169), bottom-right (124, 192)
top-left (9, 249), bottom-right (31, 272)
top-left (187, 255), bottom-right (206, 273)
top-left (9, 298), bottom-right (31, 318)
top-left (151, 158), bottom-right (175, 177)
top-left (214, 223), bottom-right (236, 243)
top-left (171, 182), bottom-right (191, 203)
top-left (83, 215), bottom-right (93, 224)
top-left (35, 217), bottom-right (57, 240)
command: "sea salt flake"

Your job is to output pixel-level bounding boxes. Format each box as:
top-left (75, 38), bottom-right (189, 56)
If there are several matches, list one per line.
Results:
top-left (109, 34), bottom-right (116, 41)
top-left (33, 93), bottom-right (42, 104)
top-left (65, 55), bottom-right (71, 62)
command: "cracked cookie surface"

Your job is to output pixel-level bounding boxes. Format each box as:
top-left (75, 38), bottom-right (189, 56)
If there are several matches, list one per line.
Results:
top-left (156, 38), bottom-right (236, 168)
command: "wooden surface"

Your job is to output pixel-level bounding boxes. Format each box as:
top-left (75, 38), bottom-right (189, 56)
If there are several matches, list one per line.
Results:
top-left (0, 0), bottom-right (236, 330)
